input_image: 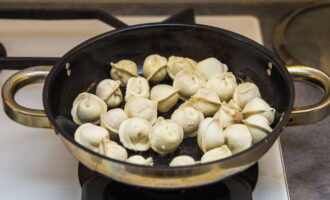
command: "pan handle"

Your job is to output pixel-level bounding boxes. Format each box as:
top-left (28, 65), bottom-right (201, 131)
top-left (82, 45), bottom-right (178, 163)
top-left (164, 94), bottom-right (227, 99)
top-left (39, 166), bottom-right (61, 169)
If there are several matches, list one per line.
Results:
top-left (2, 66), bottom-right (52, 128)
top-left (287, 65), bottom-right (330, 126)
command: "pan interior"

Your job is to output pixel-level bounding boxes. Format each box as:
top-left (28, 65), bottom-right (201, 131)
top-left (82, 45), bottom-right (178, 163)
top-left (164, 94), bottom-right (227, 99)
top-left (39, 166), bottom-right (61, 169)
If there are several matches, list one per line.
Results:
top-left (46, 24), bottom-right (292, 167)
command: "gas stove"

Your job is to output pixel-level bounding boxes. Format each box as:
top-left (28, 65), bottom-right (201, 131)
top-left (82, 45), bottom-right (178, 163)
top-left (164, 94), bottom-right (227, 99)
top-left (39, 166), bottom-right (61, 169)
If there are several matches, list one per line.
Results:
top-left (0, 9), bottom-right (289, 200)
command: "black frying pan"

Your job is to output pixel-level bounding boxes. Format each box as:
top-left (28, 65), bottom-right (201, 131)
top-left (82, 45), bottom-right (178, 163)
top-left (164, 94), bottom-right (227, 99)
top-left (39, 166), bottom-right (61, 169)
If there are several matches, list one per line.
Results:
top-left (2, 23), bottom-right (330, 189)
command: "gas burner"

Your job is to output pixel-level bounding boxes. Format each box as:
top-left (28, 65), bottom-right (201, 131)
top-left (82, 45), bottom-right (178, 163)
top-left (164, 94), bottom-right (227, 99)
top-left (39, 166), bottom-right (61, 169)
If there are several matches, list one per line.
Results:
top-left (78, 163), bottom-right (258, 200)
top-left (274, 1), bottom-right (330, 75)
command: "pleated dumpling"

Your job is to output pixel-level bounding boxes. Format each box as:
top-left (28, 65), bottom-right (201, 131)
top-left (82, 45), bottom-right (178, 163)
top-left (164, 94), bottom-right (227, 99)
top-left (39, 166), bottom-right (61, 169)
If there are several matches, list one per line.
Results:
top-left (201, 145), bottom-right (232, 163)
top-left (206, 72), bottom-right (237, 101)
top-left (71, 93), bottom-right (107, 125)
top-left (242, 97), bottom-right (276, 125)
top-left (242, 114), bottom-right (273, 144)
top-left (74, 123), bottom-right (109, 152)
top-left (169, 155), bottom-right (196, 166)
top-left (125, 77), bottom-right (150, 101)
top-left (224, 124), bottom-right (252, 154)
top-left (233, 82), bottom-right (261, 109)
top-left (150, 84), bottom-right (179, 113)
top-left (171, 101), bottom-right (204, 136)
top-left (213, 102), bottom-right (242, 128)
top-left (196, 57), bottom-right (228, 80)
top-left (190, 88), bottom-right (221, 117)
top-left (197, 118), bottom-right (225, 153)
top-left (98, 138), bottom-right (128, 161)
top-left (119, 118), bottom-right (152, 151)
top-left (127, 155), bottom-right (154, 166)
top-left (110, 59), bottom-right (138, 86)
top-left (95, 79), bottom-right (123, 108)
top-left (149, 117), bottom-right (184, 154)
top-left (100, 108), bottom-right (128, 137)
top-left (167, 56), bottom-right (197, 79)
top-left (173, 68), bottom-right (206, 100)
top-left (124, 96), bottom-right (158, 124)
top-left (143, 54), bottom-right (167, 83)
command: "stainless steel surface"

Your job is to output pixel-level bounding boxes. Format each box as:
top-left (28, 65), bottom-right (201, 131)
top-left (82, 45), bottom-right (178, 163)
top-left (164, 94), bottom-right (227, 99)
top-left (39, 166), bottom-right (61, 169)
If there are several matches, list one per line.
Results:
top-left (1, 66), bottom-right (52, 128)
top-left (287, 65), bottom-right (330, 125)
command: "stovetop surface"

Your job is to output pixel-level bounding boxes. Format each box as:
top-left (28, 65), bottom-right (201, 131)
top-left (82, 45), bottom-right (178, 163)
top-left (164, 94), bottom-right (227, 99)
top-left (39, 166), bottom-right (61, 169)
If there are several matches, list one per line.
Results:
top-left (0, 14), bottom-right (289, 200)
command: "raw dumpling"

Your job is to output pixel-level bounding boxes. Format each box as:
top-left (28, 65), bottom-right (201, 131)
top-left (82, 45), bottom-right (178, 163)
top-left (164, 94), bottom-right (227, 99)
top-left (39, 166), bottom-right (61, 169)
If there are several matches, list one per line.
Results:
top-left (190, 88), bottom-right (221, 117)
top-left (173, 68), bottom-right (206, 100)
top-left (124, 96), bottom-right (158, 124)
top-left (196, 57), bottom-right (228, 80)
top-left (149, 117), bottom-right (184, 154)
top-left (171, 101), bottom-right (204, 136)
top-left (119, 118), bottom-right (152, 151)
top-left (127, 155), bottom-right (153, 166)
top-left (100, 108), bottom-right (128, 137)
top-left (167, 56), bottom-right (197, 79)
top-left (96, 79), bottom-right (123, 108)
top-left (169, 155), bottom-right (196, 166)
top-left (74, 123), bottom-right (109, 152)
top-left (242, 97), bottom-right (276, 125)
top-left (206, 72), bottom-right (237, 101)
top-left (197, 118), bottom-right (225, 153)
top-left (201, 145), bottom-right (232, 163)
top-left (143, 54), bottom-right (167, 83)
top-left (99, 138), bottom-right (128, 161)
top-left (110, 59), bottom-right (138, 86)
top-left (242, 114), bottom-right (273, 144)
top-left (232, 82), bottom-right (261, 109)
top-left (150, 84), bottom-right (179, 113)
top-left (224, 124), bottom-right (252, 154)
top-left (213, 102), bottom-right (242, 128)
top-left (71, 93), bottom-right (107, 125)
top-left (125, 77), bottom-right (150, 101)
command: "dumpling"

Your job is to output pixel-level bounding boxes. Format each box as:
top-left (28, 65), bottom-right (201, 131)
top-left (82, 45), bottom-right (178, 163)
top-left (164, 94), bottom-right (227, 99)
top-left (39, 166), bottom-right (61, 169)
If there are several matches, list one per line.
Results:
top-left (213, 102), bottom-right (242, 128)
top-left (143, 54), bottom-right (167, 83)
top-left (171, 101), bottom-right (204, 136)
top-left (169, 155), bottom-right (196, 166)
top-left (100, 108), bottom-right (128, 137)
top-left (149, 117), bottom-right (184, 154)
top-left (190, 88), bottom-right (221, 117)
top-left (150, 84), bottom-right (179, 113)
top-left (232, 82), bottom-right (261, 109)
top-left (99, 138), bottom-right (128, 161)
top-left (119, 118), bottom-right (152, 151)
top-left (167, 56), bottom-right (197, 79)
top-left (201, 145), bottom-right (232, 163)
top-left (242, 97), bottom-right (276, 125)
top-left (197, 118), bottom-right (225, 153)
top-left (95, 79), bottom-right (123, 108)
top-left (71, 92), bottom-right (107, 125)
top-left (110, 59), bottom-right (138, 86)
top-left (242, 114), bottom-right (273, 144)
top-left (125, 77), bottom-right (150, 101)
top-left (126, 155), bottom-right (153, 166)
top-left (173, 68), bottom-right (206, 100)
top-left (224, 124), bottom-right (252, 154)
top-left (196, 57), bottom-right (228, 80)
top-left (206, 72), bottom-right (237, 101)
top-left (74, 123), bottom-right (109, 152)
top-left (124, 96), bottom-right (158, 124)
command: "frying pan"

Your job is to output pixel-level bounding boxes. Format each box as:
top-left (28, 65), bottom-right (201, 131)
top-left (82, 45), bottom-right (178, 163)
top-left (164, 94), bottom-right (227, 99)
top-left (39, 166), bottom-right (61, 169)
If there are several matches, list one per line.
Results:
top-left (2, 23), bottom-right (330, 189)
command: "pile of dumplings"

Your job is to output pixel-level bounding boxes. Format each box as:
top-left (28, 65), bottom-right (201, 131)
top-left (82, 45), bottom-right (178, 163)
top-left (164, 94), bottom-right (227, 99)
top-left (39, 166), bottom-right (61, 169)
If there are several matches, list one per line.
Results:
top-left (72, 54), bottom-right (276, 167)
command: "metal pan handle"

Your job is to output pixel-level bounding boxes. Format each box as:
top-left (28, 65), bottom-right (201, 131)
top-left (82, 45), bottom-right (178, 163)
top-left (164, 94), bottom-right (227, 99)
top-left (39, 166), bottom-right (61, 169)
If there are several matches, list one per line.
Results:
top-left (287, 65), bottom-right (330, 126)
top-left (2, 66), bottom-right (52, 128)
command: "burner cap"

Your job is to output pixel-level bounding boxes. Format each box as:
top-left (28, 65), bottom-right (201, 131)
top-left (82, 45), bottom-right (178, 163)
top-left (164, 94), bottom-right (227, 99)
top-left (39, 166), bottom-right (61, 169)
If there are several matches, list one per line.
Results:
top-left (274, 2), bottom-right (330, 75)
